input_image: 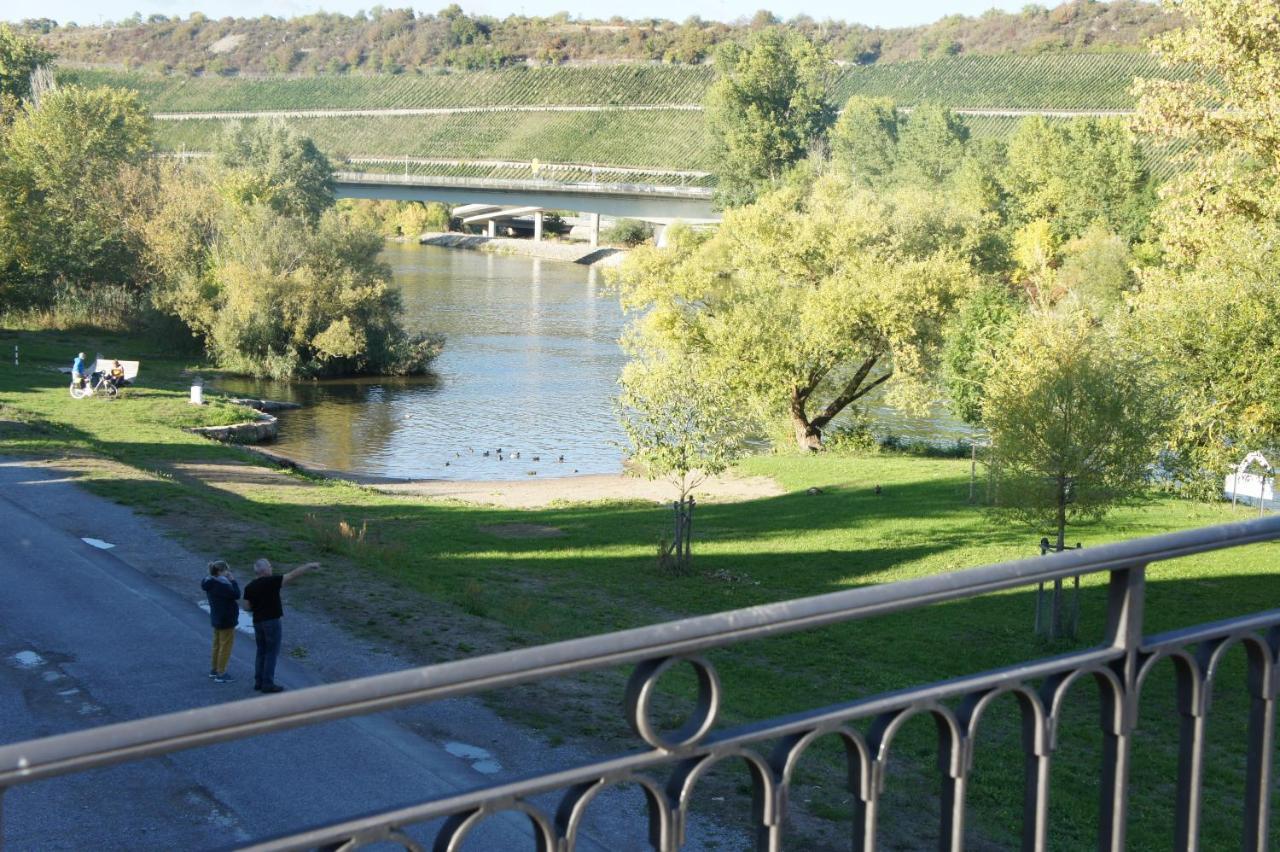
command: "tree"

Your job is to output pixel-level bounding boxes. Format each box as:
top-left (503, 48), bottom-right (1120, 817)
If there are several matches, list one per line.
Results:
top-left (133, 159), bottom-right (442, 379)
top-left (1127, 216), bottom-right (1280, 497)
top-left (893, 103), bottom-right (969, 187)
top-left (215, 121), bottom-right (336, 222)
top-left (1005, 116), bottom-right (1152, 242)
top-left (829, 95), bottom-right (899, 187)
top-left (983, 311), bottom-right (1169, 556)
top-left (0, 24), bottom-right (53, 120)
top-left (703, 28), bottom-right (834, 208)
top-left (613, 174), bottom-right (980, 451)
top-left (0, 85), bottom-right (152, 295)
top-left (1127, 0), bottom-right (1280, 494)
top-left (618, 354), bottom-right (748, 504)
top-left (1056, 223), bottom-right (1136, 316)
top-left (942, 283), bottom-right (1024, 426)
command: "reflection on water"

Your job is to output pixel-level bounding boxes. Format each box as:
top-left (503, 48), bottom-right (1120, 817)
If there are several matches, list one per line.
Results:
top-left (219, 243), bottom-right (969, 481)
top-left (219, 245), bottom-right (626, 481)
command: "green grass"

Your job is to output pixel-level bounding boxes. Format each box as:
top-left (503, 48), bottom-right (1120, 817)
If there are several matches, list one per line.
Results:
top-left (0, 328), bottom-right (259, 465)
top-left (1, 325), bottom-right (1275, 848)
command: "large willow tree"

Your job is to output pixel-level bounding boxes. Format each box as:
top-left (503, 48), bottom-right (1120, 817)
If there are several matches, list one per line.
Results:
top-left (613, 174), bottom-right (980, 451)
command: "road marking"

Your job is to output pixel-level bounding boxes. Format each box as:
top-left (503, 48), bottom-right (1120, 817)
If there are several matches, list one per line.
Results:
top-left (443, 740), bottom-right (503, 775)
top-left (81, 537), bottom-right (115, 549)
top-left (11, 650), bottom-right (45, 668)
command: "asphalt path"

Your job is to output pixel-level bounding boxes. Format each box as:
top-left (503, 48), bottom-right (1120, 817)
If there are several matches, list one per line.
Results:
top-left (0, 460), bottom-right (737, 851)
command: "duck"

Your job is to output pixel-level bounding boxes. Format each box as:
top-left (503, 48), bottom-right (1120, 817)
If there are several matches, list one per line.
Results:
top-left (482, 450), bottom-right (490, 457)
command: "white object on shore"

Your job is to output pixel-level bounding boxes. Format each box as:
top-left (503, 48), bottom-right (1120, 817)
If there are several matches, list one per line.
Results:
top-left (81, 537), bottom-right (115, 550)
top-left (1226, 451), bottom-right (1274, 512)
top-left (190, 377), bottom-right (204, 405)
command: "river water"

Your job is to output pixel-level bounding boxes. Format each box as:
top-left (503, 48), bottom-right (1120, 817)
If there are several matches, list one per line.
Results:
top-left (219, 243), bottom-right (969, 481)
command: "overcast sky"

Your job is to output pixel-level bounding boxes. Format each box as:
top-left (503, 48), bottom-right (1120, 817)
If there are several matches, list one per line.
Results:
top-left (4, 0), bottom-right (1033, 30)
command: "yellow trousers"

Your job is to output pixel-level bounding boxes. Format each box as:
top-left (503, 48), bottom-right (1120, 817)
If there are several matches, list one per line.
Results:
top-left (211, 627), bottom-right (235, 675)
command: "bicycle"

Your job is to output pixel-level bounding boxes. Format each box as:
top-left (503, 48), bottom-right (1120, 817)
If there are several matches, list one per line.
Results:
top-left (69, 372), bottom-right (117, 399)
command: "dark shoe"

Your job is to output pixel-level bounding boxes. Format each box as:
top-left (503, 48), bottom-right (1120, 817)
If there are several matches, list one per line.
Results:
top-left (253, 684), bottom-right (262, 691)
top-left (208, 671), bottom-right (218, 679)
top-left (260, 684), bottom-right (284, 694)
top-left (213, 674), bottom-right (234, 683)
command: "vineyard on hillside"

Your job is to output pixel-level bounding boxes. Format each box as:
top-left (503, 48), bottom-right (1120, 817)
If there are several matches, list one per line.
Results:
top-left (65, 52), bottom-right (1187, 115)
top-left (153, 110), bottom-right (715, 173)
top-left (831, 53), bottom-right (1196, 110)
top-left (62, 65), bottom-right (715, 111)
top-left (99, 52), bottom-right (1192, 185)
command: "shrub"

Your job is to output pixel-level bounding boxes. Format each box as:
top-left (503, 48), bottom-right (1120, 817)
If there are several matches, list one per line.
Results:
top-left (603, 218), bottom-right (653, 246)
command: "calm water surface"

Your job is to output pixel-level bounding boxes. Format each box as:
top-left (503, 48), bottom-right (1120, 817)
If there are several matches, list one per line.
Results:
top-left (220, 243), bottom-right (968, 481)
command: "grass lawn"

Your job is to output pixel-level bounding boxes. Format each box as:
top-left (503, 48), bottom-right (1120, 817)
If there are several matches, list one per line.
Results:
top-left (1, 325), bottom-right (1277, 849)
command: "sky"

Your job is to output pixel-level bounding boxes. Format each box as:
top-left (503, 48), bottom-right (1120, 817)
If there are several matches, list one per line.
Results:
top-left (4, 0), bottom-right (1035, 30)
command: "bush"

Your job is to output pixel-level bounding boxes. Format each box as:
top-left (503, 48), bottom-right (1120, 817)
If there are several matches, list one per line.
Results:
top-left (603, 218), bottom-right (653, 247)
top-left (201, 207), bottom-right (442, 379)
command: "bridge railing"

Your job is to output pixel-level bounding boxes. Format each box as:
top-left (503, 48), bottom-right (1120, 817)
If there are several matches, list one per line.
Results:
top-left (332, 170), bottom-right (715, 199)
top-left (3, 516), bottom-right (1280, 850)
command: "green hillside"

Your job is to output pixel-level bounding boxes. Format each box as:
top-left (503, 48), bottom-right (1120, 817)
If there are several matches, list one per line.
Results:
top-left (65, 53), bottom-right (1189, 184)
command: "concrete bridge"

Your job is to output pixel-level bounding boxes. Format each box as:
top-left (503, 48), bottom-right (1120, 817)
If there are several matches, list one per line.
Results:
top-left (333, 171), bottom-right (719, 225)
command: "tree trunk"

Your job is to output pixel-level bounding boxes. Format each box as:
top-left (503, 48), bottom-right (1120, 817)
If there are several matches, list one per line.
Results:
top-left (1051, 477), bottom-right (1068, 639)
top-left (790, 390), bottom-right (822, 452)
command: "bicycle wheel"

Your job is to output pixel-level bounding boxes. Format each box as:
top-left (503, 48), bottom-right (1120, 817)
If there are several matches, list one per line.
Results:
top-left (69, 382), bottom-right (90, 399)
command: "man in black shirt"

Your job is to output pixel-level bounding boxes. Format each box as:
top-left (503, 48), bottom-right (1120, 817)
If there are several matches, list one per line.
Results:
top-left (242, 557), bottom-right (321, 693)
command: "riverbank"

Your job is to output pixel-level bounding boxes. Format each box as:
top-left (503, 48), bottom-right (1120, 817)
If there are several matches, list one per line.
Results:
top-left (418, 231), bottom-right (628, 266)
top-left (248, 445), bottom-right (782, 507)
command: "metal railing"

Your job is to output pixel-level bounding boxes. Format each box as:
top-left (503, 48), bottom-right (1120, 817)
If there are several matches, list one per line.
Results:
top-left (332, 171), bottom-right (715, 200)
top-left (3, 516), bottom-right (1280, 850)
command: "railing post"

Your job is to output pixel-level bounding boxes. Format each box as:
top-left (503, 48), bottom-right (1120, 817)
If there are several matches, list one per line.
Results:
top-left (1099, 564), bottom-right (1145, 852)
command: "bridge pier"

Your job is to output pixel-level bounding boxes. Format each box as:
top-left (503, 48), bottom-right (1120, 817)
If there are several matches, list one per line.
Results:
top-left (587, 212), bottom-right (600, 248)
top-left (487, 219), bottom-right (496, 238)
top-left (534, 211), bottom-right (543, 242)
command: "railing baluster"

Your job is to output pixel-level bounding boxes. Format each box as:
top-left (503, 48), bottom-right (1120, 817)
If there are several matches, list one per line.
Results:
top-left (1097, 720), bottom-right (1133, 852)
top-left (1172, 652), bottom-right (1207, 852)
top-left (1242, 667), bottom-right (1275, 851)
top-left (1022, 746), bottom-right (1051, 852)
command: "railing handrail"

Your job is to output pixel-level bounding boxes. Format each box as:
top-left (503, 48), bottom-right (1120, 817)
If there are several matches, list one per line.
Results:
top-left (331, 170), bottom-right (715, 199)
top-left (4, 514), bottom-right (1279, 791)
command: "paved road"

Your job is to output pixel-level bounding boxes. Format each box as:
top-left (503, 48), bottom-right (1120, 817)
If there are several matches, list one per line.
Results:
top-left (0, 464), bottom-right (550, 850)
top-left (0, 460), bottom-right (742, 851)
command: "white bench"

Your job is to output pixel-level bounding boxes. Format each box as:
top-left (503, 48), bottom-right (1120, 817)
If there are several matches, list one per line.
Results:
top-left (93, 360), bottom-right (140, 382)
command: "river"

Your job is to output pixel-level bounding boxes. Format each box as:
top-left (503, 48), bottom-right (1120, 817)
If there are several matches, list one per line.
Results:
top-left (219, 243), bottom-right (970, 481)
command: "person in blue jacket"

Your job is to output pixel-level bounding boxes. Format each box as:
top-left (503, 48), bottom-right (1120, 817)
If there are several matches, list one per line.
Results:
top-left (71, 352), bottom-right (94, 390)
top-left (201, 560), bottom-right (242, 683)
